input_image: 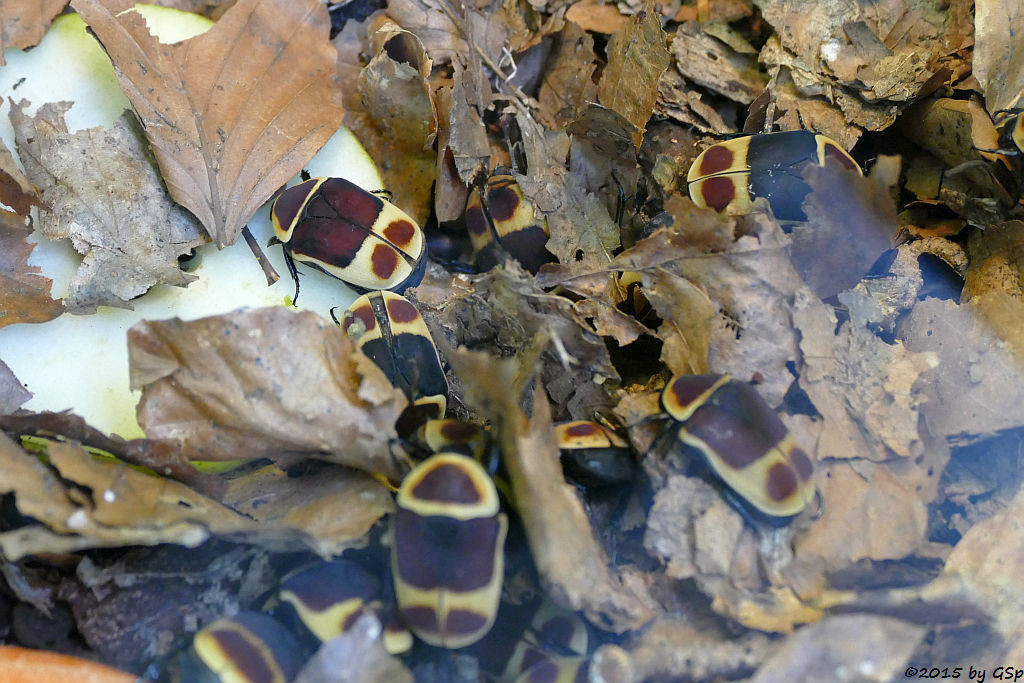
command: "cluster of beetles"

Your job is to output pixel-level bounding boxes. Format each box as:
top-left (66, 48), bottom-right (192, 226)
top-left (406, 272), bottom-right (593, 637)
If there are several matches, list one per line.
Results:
top-left (168, 130), bottom-right (860, 682)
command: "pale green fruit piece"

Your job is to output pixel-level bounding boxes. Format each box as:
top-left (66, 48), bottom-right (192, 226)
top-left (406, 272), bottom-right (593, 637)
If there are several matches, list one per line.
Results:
top-left (0, 6), bottom-right (385, 439)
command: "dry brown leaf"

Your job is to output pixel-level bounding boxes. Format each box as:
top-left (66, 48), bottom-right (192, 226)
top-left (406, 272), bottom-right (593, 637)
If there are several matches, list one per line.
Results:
top-left (0, 432), bottom-right (256, 561)
top-left (223, 463), bottom-right (393, 557)
top-left (12, 103), bottom-right (204, 312)
top-left (0, 136), bottom-right (40, 218)
top-left (564, 0), bottom-right (628, 34)
top-left (644, 269), bottom-right (713, 375)
top-left (794, 287), bottom-right (936, 462)
top-left (0, 411), bottom-right (219, 497)
top-left (796, 462), bottom-right (930, 568)
top-left (757, 0), bottom-right (972, 113)
top-left (355, 25), bottom-right (437, 226)
top-left (420, 264), bottom-right (618, 420)
top-left (438, 60), bottom-right (489, 187)
top-left (963, 220), bottom-right (1024, 300)
top-left (537, 22), bottom-right (600, 130)
top-left (942, 483), bottom-right (1024, 660)
top-left (974, 0), bottom-right (1024, 114)
top-left (386, 0), bottom-right (464, 65)
top-left (129, 308), bottom-right (408, 479)
top-left (74, 0), bottom-right (343, 247)
top-left (789, 159), bottom-right (899, 300)
top-left (0, 225), bottom-right (64, 328)
top-left (0, 0), bottom-right (65, 65)
top-left (625, 208), bottom-right (802, 403)
top-left (445, 347), bottom-right (654, 632)
top-left (597, 3), bottom-right (670, 147)
top-left (900, 295), bottom-right (1024, 442)
top-left (749, 614), bottom-right (925, 682)
top-left (670, 22), bottom-right (767, 106)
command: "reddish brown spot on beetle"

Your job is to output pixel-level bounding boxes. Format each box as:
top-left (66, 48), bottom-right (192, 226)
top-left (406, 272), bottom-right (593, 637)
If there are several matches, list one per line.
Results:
top-left (412, 463), bottom-right (482, 504)
top-left (486, 180), bottom-right (520, 222)
top-left (401, 606), bottom-right (439, 633)
top-left (320, 177), bottom-right (381, 227)
top-left (538, 616), bottom-right (576, 647)
top-left (445, 609), bottom-right (489, 637)
top-left (824, 144), bottom-right (859, 171)
top-left (387, 297), bottom-right (419, 324)
top-left (344, 304), bottom-right (377, 334)
top-left (384, 220), bottom-right (416, 248)
top-left (700, 145), bottom-right (735, 175)
top-left (766, 462), bottom-right (799, 501)
top-left (441, 421), bottom-right (481, 440)
top-left (566, 423), bottom-right (600, 438)
top-left (206, 628), bottom-right (275, 683)
top-left (701, 176), bottom-right (737, 212)
top-left (465, 205), bottom-right (490, 236)
top-left (668, 375), bottom-right (719, 413)
top-left (790, 448), bottom-right (814, 481)
top-left (371, 244), bottom-right (399, 280)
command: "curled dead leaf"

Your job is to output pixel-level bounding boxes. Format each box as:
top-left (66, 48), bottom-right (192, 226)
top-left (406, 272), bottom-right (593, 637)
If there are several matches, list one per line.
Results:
top-left (129, 307), bottom-right (408, 479)
top-left (74, 0), bottom-right (344, 247)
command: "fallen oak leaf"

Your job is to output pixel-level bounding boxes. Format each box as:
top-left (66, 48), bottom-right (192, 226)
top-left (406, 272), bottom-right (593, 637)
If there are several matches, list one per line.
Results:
top-left (0, 223), bottom-right (64, 328)
top-left (0, 0), bottom-right (67, 65)
top-left (12, 102), bottom-right (205, 312)
top-left (128, 307), bottom-right (409, 480)
top-left (73, 0), bottom-right (344, 247)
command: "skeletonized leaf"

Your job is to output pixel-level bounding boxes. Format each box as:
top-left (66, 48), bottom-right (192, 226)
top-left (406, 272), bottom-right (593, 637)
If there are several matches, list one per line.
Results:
top-left (12, 102), bottom-right (204, 312)
top-left (597, 2), bottom-right (669, 147)
top-left (73, 0), bottom-right (344, 247)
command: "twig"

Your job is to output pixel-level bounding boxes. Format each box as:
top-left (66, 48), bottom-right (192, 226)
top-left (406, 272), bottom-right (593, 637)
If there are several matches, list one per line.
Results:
top-left (242, 225), bottom-right (280, 286)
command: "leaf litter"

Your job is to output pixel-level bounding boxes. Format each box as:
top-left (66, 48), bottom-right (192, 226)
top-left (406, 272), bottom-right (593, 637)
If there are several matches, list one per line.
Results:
top-left (2, 0), bottom-right (1024, 678)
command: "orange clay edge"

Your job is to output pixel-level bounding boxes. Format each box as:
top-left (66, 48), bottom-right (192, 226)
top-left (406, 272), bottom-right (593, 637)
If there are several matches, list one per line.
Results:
top-left (0, 646), bottom-right (134, 683)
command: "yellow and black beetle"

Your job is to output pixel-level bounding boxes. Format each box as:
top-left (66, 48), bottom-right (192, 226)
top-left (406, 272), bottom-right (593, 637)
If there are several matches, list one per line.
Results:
top-left (503, 601), bottom-right (589, 681)
top-left (687, 130), bottom-right (862, 222)
top-left (177, 611), bottom-right (304, 683)
top-left (340, 291), bottom-right (448, 432)
top-left (554, 420), bottom-right (635, 488)
top-left (276, 559), bottom-right (381, 646)
top-left (270, 177), bottom-right (426, 302)
top-left (661, 374), bottom-right (817, 525)
top-left (465, 171), bottom-right (554, 274)
top-left (392, 452), bottom-right (508, 649)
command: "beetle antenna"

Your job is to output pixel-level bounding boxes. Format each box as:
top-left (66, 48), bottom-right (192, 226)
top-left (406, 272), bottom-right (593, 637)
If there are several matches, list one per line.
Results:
top-left (300, 169), bottom-right (311, 182)
top-left (329, 306), bottom-right (341, 326)
top-left (281, 246), bottom-right (301, 306)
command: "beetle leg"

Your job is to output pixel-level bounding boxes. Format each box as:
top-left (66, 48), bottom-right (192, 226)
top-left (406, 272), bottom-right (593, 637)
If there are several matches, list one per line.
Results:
top-left (281, 245), bottom-right (302, 306)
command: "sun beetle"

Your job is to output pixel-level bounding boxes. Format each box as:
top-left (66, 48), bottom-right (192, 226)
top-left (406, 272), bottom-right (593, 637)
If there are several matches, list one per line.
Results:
top-left (686, 130), bottom-right (862, 222)
top-left (339, 291), bottom-right (448, 433)
top-left (392, 452), bottom-right (508, 649)
top-left (515, 656), bottom-right (588, 683)
top-left (465, 170), bottom-right (554, 274)
top-left (660, 373), bottom-right (817, 525)
top-left (270, 176), bottom-right (426, 303)
top-left (417, 419), bottom-right (491, 462)
top-left (503, 601), bottom-right (589, 681)
top-left (177, 611), bottom-right (304, 683)
top-left (554, 420), bottom-right (636, 488)
top-left (276, 559), bottom-right (380, 645)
